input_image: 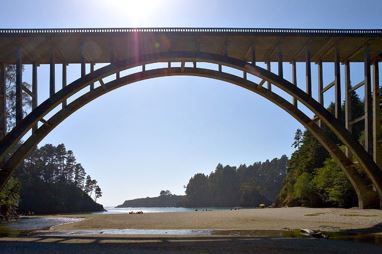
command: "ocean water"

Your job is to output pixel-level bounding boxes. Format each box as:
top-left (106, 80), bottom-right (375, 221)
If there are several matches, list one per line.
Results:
top-left (97, 207), bottom-right (230, 214)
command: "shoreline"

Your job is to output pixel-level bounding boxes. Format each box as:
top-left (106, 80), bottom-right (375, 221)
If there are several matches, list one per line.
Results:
top-left (50, 207), bottom-right (382, 233)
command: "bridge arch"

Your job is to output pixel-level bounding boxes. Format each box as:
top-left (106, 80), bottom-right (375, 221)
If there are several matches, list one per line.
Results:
top-left (0, 52), bottom-right (381, 208)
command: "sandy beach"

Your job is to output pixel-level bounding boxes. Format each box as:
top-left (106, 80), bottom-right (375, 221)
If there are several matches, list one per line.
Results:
top-left (52, 207), bottom-right (382, 232)
top-left (2, 208), bottom-right (382, 253)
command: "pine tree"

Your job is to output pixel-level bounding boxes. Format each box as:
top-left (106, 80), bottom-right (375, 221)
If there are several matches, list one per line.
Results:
top-left (84, 175), bottom-right (92, 194)
top-left (95, 186), bottom-right (102, 202)
top-left (74, 163), bottom-right (86, 189)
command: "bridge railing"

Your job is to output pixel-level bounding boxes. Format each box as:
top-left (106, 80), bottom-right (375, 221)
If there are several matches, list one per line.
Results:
top-left (0, 27), bottom-right (381, 35)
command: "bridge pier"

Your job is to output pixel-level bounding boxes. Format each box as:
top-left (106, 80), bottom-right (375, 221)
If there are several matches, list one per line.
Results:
top-left (0, 64), bottom-right (5, 139)
top-left (305, 50), bottom-right (312, 96)
top-left (32, 63), bottom-right (38, 134)
top-left (16, 49), bottom-right (22, 123)
top-left (334, 50), bottom-right (341, 119)
top-left (62, 64), bottom-right (67, 108)
top-left (292, 61), bottom-right (298, 107)
top-left (372, 62), bottom-right (381, 167)
top-left (364, 52), bottom-right (373, 155)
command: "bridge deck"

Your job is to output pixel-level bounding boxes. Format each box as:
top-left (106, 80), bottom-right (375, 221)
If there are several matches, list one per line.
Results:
top-left (0, 28), bottom-right (381, 64)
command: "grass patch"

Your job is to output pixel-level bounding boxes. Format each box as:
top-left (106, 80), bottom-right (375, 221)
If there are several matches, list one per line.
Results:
top-left (304, 212), bottom-right (325, 216)
top-left (340, 214), bottom-right (378, 217)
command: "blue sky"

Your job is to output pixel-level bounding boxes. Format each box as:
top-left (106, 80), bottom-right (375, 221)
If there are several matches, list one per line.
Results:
top-left (1, 0), bottom-right (382, 206)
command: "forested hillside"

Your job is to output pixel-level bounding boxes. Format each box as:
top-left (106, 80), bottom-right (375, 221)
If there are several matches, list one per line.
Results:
top-left (16, 144), bottom-right (104, 214)
top-left (185, 156), bottom-right (288, 207)
top-left (117, 191), bottom-right (185, 207)
top-left (0, 143), bottom-right (104, 220)
top-left (277, 92), bottom-right (381, 208)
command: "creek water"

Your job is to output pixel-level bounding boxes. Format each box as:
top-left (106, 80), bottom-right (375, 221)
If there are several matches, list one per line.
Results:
top-left (0, 216), bottom-right (81, 237)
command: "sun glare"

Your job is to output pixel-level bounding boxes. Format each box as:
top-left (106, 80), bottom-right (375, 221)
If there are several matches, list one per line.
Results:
top-left (104, 0), bottom-right (162, 26)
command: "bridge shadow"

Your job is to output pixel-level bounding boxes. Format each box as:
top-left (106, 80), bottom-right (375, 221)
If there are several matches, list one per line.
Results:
top-left (0, 234), bottom-right (382, 254)
top-left (329, 222), bottom-right (382, 245)
top-left (339, 222), bottom-right (382, 234)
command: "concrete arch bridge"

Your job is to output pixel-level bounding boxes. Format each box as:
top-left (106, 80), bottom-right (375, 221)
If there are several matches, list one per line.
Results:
top-left (0, 28), bottom-right (381, 208)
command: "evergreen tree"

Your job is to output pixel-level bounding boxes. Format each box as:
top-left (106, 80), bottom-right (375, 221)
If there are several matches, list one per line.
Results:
top-left (95, 186), bottom-right (102, 202)
top-left (0, 177), bottom-right (20, 221)
top-left (84, 175), bottom-right (93, 194)
top-left (63, 149), bottom-right (76, 183)
top-left (185, 156), bottom-right (288, 207)
top-left (276, 92), bottom-right (371, 208)
top-left (292, 129), bottom-right (303, 149)
top-left (16, 144), bottom-right (104, 214)
top-left (73, 163), bottom-right (86, 189)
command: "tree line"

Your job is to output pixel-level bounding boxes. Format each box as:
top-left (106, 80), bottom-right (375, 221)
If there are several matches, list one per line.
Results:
top-left (277, 91), bottom-right (381, 208)
top-left (185, 156), bottom-right (288, 207)
top-left (20, 144), bottom-right (103, 200)
top-left (0, 143), bottom-right (104, 218)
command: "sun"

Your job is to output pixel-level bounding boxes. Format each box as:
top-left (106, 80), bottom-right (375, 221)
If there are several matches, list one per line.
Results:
top-left (104, 0), bottom-right (162, 26)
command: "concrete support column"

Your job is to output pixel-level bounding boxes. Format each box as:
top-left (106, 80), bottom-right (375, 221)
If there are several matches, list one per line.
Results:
top-left (0, 64), bottom-right (5, 139)
top-left (318, 61), bottom-right (324, 106)
top-left (15, 49), bottom-right (23, 124)
top-left (364, 52), bottom-right (373, 155)
top-left (334, 50), bottom-right (341, 119)
top-left (372, 61), bottom-right (381, 168)
top-left (252, 48), bottom-right (256, 67)
top-left (32, 63), bottom-right (38, 133)
top-left (266, 61), bottom-right (271, 91)
top-left (62, 64), bottom-right (67, 108)
top-left (90, 63), bottom-right (95, 90)
top-left (292, 61), bottom-right (297, 107)
top-left (81, 56), bottom-right (86, 77)
top-left (344, 61), bottom-right (352, 158)
top-left (49, 54), bottom-right (55, 96)
top-left (278, 51), bottom-right (283, 78)
top-left (306, 50), bottom-right (312, 96)
top-left (345, 61), bottom-right (352, 131)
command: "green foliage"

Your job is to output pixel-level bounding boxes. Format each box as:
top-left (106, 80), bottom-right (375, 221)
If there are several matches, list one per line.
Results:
top-left (293, 172), bottom-right (313, 202)
top-left (277, 127), bottom-right (359, 207)
top-left (277, 130), bottom-right (329, 206)
top-left (277, 91), bottom-right (367, 208)
top-left (95, 186), bottom-right (102, 202)
top-left (160, 190), bottom-right (172, 196)
top-left (185, 173), bottom-right (211, 206)
top-left (16, 143), bottom-right (104, 214)
top-left (313, 158), bottom-right (357, 207)
top-left (118, 194), bottom-right (185, 208)
top-left (239, 181), bottom-right (267, 207)
top-left (292, 129), bottom-right (303, 149)
top-left (19, 181), bottom-right (103, 214)
top-left (185, 156), bottom-right (288, 207)
top-left (0, 177), bottom-right (20, 221)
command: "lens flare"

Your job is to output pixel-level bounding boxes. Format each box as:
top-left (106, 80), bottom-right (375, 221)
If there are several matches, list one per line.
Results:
top-left (105, 0), bottom-right (162, 26)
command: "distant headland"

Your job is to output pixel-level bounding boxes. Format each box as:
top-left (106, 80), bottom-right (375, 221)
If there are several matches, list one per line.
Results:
top-left (117, 192), bottom-right (186, 208)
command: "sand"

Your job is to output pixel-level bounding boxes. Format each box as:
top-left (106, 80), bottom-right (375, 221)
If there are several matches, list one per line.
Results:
top-left (52, 207), bottom-right (382, 232)
top-left (2, 208), bottom-right (382, 253)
